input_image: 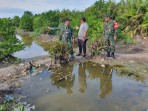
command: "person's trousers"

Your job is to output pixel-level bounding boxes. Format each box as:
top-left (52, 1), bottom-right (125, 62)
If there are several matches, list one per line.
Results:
top-left (67, 40), bottom-right (74, 56)
top-left (78, 39), bottom-right (88, 54)
top-left (105, 36), bottom-right (115, 53)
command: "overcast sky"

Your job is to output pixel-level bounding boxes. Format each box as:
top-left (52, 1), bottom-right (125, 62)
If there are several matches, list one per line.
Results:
top-left (0, 0), bottom-right (120, 18)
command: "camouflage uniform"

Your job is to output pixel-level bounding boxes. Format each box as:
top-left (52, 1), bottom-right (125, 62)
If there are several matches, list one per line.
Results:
top-left (51, 25), bottom-right (74, 56)
top-left (103, 20), bottom-right (117, 55)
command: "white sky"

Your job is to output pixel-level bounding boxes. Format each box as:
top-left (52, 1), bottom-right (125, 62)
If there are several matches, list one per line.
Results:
top-left (0, 0), bottom-right (120, 18)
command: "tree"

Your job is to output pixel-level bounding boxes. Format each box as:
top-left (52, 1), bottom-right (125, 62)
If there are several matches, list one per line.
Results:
top-left (117, 0), bottom-right (148, 37)
top-left (32, 10), bottom-right (60, 35)
top-left (19, 11), bottom-right (33, 31)
top-left (0, 18), bottom-right (24, 60)
top-left (20, 0), bottom-right (148, 41)
top-left (12, 16), bottom-right (20, 27)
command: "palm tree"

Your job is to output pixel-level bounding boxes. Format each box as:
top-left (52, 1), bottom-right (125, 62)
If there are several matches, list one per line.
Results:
top-left (117, 0), bottom-right (148, 37)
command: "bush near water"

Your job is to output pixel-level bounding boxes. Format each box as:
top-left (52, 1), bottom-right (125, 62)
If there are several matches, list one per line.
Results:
top-left (0, 18), bottom-right (24, 60)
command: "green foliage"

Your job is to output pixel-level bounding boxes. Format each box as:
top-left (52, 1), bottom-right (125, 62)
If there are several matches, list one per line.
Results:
top-left (1, 0), bottom-right (146, 60)
top-left (16, 0), bottom-right (147, 42)
top-left (19, 11), bottom-right (33, 31)
top-left (116, 0), bottom-right (148, 37)
top-left (0, 95), bottom-right (25, 111)
top-left (40, 26), bottom-right (49, 34)
top-left (29, 0), bottom-right (147, 45)
top-left (46, 41), bottom-right (69, 59)
top-left (90, 39), bottom-right (104, 56)
top-left (12, 16), bottom-right (20, 27)
top-left (30, 28), bottom-right (41, 36)
top-left (33, 10), bottom-right (60, 35)
top-left (0, 18), bottom-right (24, 60)
top-left (33, 16), bottom-right (43, 30)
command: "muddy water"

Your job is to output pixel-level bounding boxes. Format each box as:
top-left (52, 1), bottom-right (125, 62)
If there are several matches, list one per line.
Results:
top-left (13, 35), bottom-right (48, 59)
top-left (18, 62), bottom-right (148, 111)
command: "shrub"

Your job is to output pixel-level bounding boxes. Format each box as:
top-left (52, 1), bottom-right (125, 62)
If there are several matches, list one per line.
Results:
top-left (0, 18), bottom-right (24, 60)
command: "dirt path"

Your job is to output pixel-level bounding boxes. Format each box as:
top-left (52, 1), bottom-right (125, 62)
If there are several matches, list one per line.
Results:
top-left (116, 53), bottom-right (148, 62)
top-left (115, 38), bottom-right (148, 63)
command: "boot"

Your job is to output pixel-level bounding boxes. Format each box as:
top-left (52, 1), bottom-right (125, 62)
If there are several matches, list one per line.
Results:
top-left (106, 51), bottom-right (111, 57)
top-left (76, 53), bottom-right (82, 56)
top-left (69, 55), bottom-right (74, 61)
top-left (111, 52), bottom-right (115, 59)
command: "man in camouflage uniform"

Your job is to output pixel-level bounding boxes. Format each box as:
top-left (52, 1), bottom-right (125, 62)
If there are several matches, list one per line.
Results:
top-left (102, 14), bottom-right (117, 58)
top-left (48, 18), bottom-right (74, 60)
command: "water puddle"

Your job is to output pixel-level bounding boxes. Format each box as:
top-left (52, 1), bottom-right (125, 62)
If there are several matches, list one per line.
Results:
top-left (17, 62), bottom-right (148, 111)
top-left (13, 35), bottom-right (48, 59)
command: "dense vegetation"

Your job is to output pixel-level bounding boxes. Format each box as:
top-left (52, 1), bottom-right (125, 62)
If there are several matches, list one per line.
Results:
top-left (19, 11), bottom-right (33, 31)
top-left (0, 18), bottom-right (24, 60)
top-left (0, 0), bottom-right (147, 60)
top-left (18, 0), bottom-right (147, 43)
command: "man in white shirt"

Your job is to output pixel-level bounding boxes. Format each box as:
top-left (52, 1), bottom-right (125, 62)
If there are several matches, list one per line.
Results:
top-left (77, 17), bottom-right (89, 57)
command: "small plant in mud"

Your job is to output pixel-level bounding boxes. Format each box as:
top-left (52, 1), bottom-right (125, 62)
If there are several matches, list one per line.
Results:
top-left (90, 39), bottom-right (104, 56)
top-left (0, 95), bottom-right (25, 111)
top-left (46, 41), bottom-right (69, 64)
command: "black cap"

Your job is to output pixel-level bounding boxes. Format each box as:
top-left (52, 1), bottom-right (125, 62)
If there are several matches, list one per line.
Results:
top-left (64, 18), bottom-right (71, 22)
top-left (104, 14), bottom-right (111, 18)
top-left (81, 17), bottom-right (86, 22)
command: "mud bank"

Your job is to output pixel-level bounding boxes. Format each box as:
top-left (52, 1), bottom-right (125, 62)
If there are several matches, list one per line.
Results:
top-left (91, 39), bottom-right (148, 79)
top-left (0, 56), bottom-right (55, 91)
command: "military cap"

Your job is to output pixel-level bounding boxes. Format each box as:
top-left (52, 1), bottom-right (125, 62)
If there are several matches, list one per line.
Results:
top-left (64, 18), bottom-right (71, 22)
top-left (104, 14), bottom-right (111, 18)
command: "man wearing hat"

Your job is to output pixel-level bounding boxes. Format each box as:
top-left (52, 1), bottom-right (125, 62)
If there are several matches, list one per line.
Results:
top-left (102, 14), bottom-right (118, 58)
top-left (48, 18), bottom-right (74, 60)
top-left (77, 17), bottom-right (89, 57)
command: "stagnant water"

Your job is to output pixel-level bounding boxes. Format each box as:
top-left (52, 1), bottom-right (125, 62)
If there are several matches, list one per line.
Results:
top-left (17, 62), bottom-right (148, 111)
top-left (13, 35), bottom-right (48, 59)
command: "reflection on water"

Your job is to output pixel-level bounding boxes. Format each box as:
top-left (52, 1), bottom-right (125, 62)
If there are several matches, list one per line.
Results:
top-left (19, 62), bottom-right (148, 111)
top-left (78, 63), bottom-right (87, 93)
top-left (21, 34), bottom-right (33, 47)
top-left (99, 72), bottom-right (112, 99)
top-left (51, 64), bottom-right (75, 94)
top-left (13, 35), bottom-right (48, 59)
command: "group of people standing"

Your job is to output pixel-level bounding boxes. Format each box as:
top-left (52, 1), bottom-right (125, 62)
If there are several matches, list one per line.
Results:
top-left (48, 14), bottom-right (118, 60)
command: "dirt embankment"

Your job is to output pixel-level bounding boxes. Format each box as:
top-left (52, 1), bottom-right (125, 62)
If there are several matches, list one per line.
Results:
top-left (0, 56), bottom-right (53, 90)
top-left (91, 36), bottom-right (148, 79)
top-left (96, 39), bottom-right (148, 64)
